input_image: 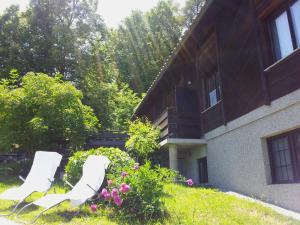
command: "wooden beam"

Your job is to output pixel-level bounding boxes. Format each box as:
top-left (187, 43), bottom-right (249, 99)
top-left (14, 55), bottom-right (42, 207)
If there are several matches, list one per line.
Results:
top-left (249, 0), bottom-right (271, 105)
top-left (215, 24), bottom-right (228, 125)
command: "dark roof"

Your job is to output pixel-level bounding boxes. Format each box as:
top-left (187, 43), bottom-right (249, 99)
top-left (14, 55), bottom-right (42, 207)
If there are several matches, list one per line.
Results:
top-left (133, 0), bottom-right (215, 116)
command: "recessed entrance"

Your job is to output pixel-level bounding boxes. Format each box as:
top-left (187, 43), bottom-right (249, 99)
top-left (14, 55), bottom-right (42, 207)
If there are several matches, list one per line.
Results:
top-left (198, 157), bottom-right (208, 183)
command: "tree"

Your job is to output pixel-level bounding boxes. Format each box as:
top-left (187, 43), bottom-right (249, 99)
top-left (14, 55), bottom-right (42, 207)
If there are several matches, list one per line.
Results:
top-left (182, 0), bottom-right (206, 28)
top-left (0, 6), bottom-right (31, 77)
top-left (80, 69), bottom-right (140, 130)
top-left (125, 119), bottom-right (160, 161)
top-left (110, 83), bottom-right (141, 130)
top-left (0, 0), bottom-right (107, 82)
top-left (0, 71), bottom-right (99, 154)
top-left (111, 0), bottom-right (183, 93)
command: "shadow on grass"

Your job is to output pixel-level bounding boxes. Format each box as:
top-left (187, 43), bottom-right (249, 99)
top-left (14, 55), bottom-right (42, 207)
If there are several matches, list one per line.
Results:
top-left (103, 207), bottom-right (171, 225)
top-left (38, 210), bottom-right (88, 223)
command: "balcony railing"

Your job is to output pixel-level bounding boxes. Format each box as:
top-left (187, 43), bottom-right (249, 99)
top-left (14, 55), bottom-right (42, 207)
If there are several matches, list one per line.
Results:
top-left (154, 107), bottom-right (202, 140)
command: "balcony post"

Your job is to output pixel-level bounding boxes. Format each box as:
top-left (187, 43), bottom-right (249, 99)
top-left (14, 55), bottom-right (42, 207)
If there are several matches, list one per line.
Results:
top-left (169, 144), bottom-right (178, 171)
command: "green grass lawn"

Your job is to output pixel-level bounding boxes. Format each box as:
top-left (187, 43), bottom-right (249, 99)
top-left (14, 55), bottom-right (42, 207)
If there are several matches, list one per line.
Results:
top-left (0, 175), bottom-right (299, 225)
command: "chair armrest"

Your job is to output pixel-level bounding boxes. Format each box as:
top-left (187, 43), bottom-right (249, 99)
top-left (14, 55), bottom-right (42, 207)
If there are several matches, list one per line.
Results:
top-left (19, 176), bottom-right (25, 182)
top-left (86, 184), bottom-right (97, 193)
top-left (65, 180), bottom-right (74, 189)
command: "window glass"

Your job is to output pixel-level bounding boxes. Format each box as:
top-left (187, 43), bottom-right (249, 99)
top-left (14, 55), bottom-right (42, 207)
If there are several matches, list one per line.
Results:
top-left (291, 0), bottom-right (300, 47)
top-left (271, 136), bottom-right (294, 182)
top-left (209, 89), bottom-right (218, 106)
top-left (206, 73), bottom-right (220, 108)
top-left (272, 11), bottom-right (294, 59)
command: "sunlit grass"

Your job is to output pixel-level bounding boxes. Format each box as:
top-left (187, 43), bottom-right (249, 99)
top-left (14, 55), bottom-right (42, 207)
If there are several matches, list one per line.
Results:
top-left (0, 174), bottom-right (299, 224)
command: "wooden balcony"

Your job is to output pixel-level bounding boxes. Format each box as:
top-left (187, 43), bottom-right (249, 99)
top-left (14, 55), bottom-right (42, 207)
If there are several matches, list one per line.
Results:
top-left (154, 107), bottom-right (202, 140)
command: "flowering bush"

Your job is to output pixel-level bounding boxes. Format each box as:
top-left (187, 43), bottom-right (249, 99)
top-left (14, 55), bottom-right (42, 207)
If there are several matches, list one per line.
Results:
top-left (64, 147), bottom-right (134, 184)
top-left (97, 161), bottom-right (175, 220)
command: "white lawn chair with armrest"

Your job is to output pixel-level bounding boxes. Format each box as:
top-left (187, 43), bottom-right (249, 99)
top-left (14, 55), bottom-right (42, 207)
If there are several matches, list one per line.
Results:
top-left (16, 155), bottom-right (110, 224)
top-left (0, 151), bottom-right (62, 216)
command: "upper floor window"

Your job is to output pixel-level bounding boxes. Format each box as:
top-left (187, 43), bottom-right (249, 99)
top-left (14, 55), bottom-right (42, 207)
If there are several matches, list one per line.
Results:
top-left (205, 71), bottom-right (221, 108)
top-left (269, 0), bottom-right (300, 61)
top-left (197, 33), bottom-right (221, 109)
top-left (268, 128), bottom-right (300, 184)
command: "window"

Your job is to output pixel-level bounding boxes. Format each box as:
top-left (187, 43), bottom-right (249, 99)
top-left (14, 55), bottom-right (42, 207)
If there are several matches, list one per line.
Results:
top-left (269, 0), bottom-right (300, 61)
top-left (205, 72), bottom-right (221, 108)
top-left (268, 129), bottom-right (300, 184)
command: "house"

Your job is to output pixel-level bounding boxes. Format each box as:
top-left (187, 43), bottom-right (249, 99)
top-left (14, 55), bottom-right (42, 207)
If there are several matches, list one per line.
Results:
top-left (133, 0), bottom-right (300, 213)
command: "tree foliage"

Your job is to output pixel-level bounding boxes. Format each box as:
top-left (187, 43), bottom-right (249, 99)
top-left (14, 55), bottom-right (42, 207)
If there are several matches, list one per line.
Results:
top-left (111, 0), bottom-right (183, 93)
top-left (0, 72), bottom-right (99, 154)
top-left (0, 0), bottom-right (107, 82)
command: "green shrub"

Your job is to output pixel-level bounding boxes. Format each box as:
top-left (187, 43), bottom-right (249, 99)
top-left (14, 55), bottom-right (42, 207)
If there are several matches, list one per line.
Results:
top-left (0, 72), bottom-right (99, 154)
top-left (100, 162), bottom-right (177, 221)
top-left (125, 119), bottom-right (160, 161)
top-left (64, 147), bottom-right (134, 184)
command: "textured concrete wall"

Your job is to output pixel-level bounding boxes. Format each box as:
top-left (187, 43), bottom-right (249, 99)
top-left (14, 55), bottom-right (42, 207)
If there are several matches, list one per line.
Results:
top-left (204, 89), bottom-right (300, 212)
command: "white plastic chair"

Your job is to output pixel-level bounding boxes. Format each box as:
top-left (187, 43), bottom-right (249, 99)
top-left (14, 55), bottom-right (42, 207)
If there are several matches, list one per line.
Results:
top-left (0, 151), bottom-right (62, 215)
top-left (16, 155), bottom-right (110, 224)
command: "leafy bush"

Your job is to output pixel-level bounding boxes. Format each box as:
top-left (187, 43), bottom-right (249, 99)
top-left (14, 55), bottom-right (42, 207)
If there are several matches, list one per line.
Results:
top-left (100, 161), bottom-right (176, 221)
top-left (64, 147), bottom-right (134, 184)
top-left (125, 119), bottom-right (160, 161)
top-left (0, 72), bottom-right (99, 154)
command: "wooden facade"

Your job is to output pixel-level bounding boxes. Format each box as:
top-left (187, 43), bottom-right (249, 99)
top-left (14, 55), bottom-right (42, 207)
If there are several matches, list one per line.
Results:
top-left (134, 0), bottom-right (300, 140)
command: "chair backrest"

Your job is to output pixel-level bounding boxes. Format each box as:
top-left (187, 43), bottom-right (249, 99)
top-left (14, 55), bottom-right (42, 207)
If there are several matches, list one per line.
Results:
top-left (24, 151), bottom-right (62, 192)
top-left (68, 155), bottom-right (110, 204)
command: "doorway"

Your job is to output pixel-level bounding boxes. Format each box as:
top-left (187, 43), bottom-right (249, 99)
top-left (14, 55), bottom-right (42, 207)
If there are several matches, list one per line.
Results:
top-left (198, 157), bottom-right (208, 183)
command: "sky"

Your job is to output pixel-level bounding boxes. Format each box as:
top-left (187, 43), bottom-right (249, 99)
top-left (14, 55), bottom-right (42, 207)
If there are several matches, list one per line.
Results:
top-left (0, 0), bottom-right (186, 28)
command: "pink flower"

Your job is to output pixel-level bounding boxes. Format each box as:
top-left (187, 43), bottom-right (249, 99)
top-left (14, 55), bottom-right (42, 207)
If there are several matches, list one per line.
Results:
top-left (186, 179), bottom-right (194, 186)
top-left (107, 179), bottom-right (113, 186)
top-left (101, 188), bottom-right (108, 197)
top-left (113, 195), bottom-right (123, 207)
top-left (121, 171), bottom-right (128, 177)
top-left (119, 183), bottom-right (130, 194)
top-left (90, 204), bottom-right (97, 212)
top-left (111, 188), bottom-right (119, 197)
top-left (133, 163), bottom-right (139, 170)
top-left (104, 192), bottom-right (111, 201)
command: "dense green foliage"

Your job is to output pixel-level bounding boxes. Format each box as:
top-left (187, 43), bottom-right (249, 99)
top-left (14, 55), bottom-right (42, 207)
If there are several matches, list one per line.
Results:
top-left (0, 72), bottom-right (98, 154)
top-left (126, 119), bottom-right (160, 161)
top-left (111, 1), bottom-right (183, 92)
top-left (81, 72), bottom-right (141, 130)
top-left (64, 147), bottom-right (134, 184)
top-left (0, 0), bottom-right (106, 82)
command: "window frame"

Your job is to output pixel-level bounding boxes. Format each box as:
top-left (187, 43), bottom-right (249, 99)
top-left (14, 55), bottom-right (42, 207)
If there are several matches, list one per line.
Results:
top-left (267, 128), bottom-right (300, 184)
top-left (267, 0), bottom-right (300, 63)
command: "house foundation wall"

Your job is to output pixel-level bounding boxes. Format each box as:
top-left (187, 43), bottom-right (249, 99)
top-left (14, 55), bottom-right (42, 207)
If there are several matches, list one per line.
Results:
top-left (204, 89), bottom-right (300, 212)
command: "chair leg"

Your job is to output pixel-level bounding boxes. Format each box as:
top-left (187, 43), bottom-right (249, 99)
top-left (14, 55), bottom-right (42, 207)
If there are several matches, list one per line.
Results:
top-left (30, 207), bottom-right (50, 224)
top-left (15, 202), bottom-right (33, 218)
